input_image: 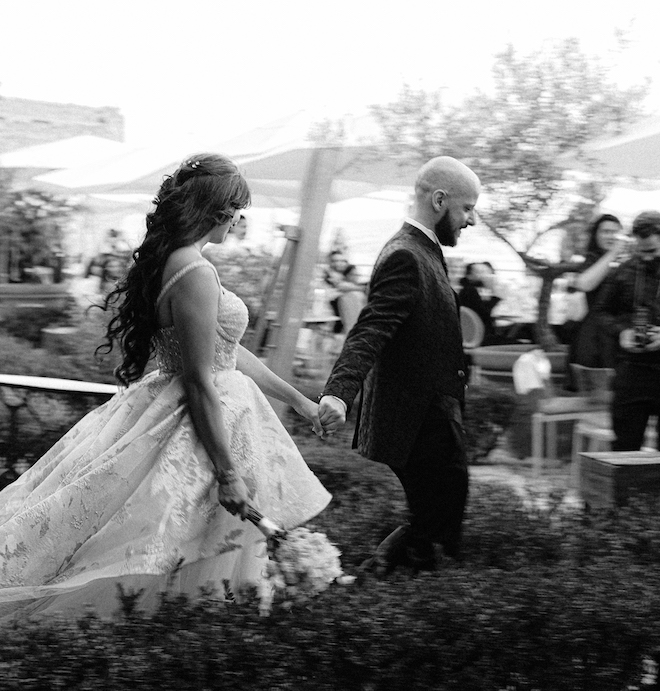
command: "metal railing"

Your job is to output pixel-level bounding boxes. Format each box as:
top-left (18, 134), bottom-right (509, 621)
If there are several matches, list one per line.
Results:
top-left (0, 374), bottom-right (118, 488)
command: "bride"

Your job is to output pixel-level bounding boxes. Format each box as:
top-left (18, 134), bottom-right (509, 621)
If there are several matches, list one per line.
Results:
top-left (0, 154), bottom-right (331, 619)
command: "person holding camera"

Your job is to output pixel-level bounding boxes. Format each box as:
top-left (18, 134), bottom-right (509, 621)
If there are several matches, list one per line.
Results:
top-left (595, 211), bottom-right (660, 451)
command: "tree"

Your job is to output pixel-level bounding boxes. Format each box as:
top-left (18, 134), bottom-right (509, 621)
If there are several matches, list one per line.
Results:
top-left (371, 37), bottom-right (650, 349)
top-left (0, 171), bottom-right (76, 283)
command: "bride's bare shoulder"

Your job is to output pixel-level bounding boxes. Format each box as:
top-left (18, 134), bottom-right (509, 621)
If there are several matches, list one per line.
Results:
top-left (162, 247), bottom-right (211, 285)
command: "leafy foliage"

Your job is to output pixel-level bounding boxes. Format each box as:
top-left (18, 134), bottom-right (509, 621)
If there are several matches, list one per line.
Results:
top-left (0, 171), bottom-right (77, 282)
top-left (0, 300), bottom-right (121, 383)
top-left (2, 449), bottom-right (660, 689)
top-left (0, 302), bottom-right (73, 344)
top-left (202, 243), bottom-right (277, 330)
top-left (0, 305), bottom-right (123, 464)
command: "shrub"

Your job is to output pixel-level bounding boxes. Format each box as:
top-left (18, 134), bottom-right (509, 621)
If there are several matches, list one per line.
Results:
top-left (0, 304), bottom-right (126, 385)
top-left (202, 244), bottom-right (277, 329)
top-left (2, 450), bottom-right (660, 689)
top-left (0, 307), bottom-right (122, 464)
top-left (0, 302), bottom-right (72, 345)
top-left (0, 178), bottom-right (77, 282)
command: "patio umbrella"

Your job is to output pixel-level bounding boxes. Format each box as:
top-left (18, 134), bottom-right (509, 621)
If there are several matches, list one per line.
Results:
top-left (32, 111), bottom-right (416, 201)
top-left (30, 112), bottom-right (421, 399)
top-left (561, 116), bottom-right (660, 180)
top-left (0, 135), bottom-right (126, 188)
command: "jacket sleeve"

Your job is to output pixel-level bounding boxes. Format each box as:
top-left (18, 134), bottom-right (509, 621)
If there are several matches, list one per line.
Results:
top-left (593, 269), bottom-right (630, 337)
top-left (322, 249), bottom-right (420, 410)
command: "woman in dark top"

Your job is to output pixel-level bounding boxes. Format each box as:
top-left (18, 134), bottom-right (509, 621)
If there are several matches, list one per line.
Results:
top-left (458, 262), bottom-right (501, 345)
top-left (323, 250), bottom-right (366, 334)
top-left (568, 213), bottom-right (629, 375)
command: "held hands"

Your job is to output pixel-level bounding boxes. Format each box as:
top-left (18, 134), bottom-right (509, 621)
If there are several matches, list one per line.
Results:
top-left (216, 469), bottom-right (249, 519)
top-left (291, 396), bottom-right (325, 437)
top-left (318, 395), bottom-right (347, 435)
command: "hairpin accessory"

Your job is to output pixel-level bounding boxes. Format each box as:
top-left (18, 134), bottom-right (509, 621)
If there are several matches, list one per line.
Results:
top-left (185, 159), bottom-right (200, 169)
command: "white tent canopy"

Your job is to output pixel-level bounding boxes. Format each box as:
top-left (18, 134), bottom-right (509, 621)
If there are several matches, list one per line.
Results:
top-left (31, 111), bottom-right (417, 204)
top-left (0, 135), bottom-right (125, 173)
top-left (561, 115), bottom-right (660, 181)
top-left (599, 186), bottom-right (660, 227)
top-left (27, 111), bottom-right (421, 394)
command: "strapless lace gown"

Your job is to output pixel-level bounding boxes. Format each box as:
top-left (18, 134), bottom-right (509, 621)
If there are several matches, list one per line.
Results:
top-left (0, 263), bottom-right (331, 619)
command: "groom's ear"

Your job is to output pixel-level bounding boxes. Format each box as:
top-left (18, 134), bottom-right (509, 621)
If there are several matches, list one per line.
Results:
top-left (433, 190), bottom-right (447, 213)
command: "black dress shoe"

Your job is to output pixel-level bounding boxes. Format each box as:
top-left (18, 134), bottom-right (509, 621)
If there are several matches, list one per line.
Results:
top-left (357, 533), bottom-right (410, 581)
top-left (375, 525), bottom-right (409, 563)
top-left (357, 549), bottom-right (435, 580)
top-left (357, 525), bottom-right (440, 580)
top-left (403, 531), bottom-right (438, 572)
top-left (356, 555), bottom-right (392, 581)
top-left (440, 540), bottom-right (462, 560)
top-left (404, 547), bottom-right (437, 572)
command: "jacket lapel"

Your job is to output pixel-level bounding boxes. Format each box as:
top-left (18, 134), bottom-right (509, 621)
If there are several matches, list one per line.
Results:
top-left (401, 223), bottom-right (449, 277)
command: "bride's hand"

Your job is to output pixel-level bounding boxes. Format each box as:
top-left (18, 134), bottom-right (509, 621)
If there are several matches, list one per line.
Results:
top-left (217, 470), bottom-right (249, 518)
top-left (292, 397), bottom-right (325, 437)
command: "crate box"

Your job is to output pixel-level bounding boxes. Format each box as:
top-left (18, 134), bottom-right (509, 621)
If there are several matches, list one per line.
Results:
top-left (578, 451), bottom-right (660, 509)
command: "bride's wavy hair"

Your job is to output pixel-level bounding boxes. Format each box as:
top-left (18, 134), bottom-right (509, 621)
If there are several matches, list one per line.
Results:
top-left (96, 153), bottom-right (251, 385)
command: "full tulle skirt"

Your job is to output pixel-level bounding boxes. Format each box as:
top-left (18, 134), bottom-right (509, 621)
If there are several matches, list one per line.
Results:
top-left (0, 369), bottom-right (331, 620)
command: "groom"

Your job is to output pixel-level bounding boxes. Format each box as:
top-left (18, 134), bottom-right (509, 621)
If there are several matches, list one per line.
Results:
top-left (319, 156), bottom-right (480, 574)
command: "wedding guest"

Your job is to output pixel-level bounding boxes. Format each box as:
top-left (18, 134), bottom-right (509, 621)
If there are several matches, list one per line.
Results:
top-left (319, 156), bottom-right (480, 575)
top-left (458, 262), bottom-right (501, 345)
top-left (595, 210), bottom-right (660, 451)
top-left (323, 249), bottom-right (366, 334)
top-left (0, 154), bottom-right (332, 620)
top-left (227, 213), bottom-right (248, 243)
top-left (567, 213), bottom-right (629, 385)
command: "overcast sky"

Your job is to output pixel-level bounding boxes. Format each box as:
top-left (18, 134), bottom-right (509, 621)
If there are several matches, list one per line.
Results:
top-left (1, 0), bottom-right (659, 146)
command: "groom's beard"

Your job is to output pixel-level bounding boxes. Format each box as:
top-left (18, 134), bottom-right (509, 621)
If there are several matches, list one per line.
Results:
top-left (434, 213), bottom-right (458, 247)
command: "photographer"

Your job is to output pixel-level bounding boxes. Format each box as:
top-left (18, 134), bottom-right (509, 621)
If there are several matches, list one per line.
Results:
top-left (595, 211), bottom-right (660, 451)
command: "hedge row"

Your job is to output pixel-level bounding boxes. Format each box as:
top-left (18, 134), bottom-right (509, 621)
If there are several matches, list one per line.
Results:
top-left (1, 446), bottom-right (660, 690)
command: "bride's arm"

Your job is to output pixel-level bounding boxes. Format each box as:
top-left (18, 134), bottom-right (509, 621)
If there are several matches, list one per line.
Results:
top-left (236, 345), bottom-right (324, 435)
top-left (171, 266), bottom-right (249, 515)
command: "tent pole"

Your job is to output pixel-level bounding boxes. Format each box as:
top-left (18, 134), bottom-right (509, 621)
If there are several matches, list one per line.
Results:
top-left (266, 146), bottom-right (339, 419)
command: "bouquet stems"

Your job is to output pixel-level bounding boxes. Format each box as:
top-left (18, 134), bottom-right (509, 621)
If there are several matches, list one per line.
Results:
top-left (245, 506), bottom-right (286, 538)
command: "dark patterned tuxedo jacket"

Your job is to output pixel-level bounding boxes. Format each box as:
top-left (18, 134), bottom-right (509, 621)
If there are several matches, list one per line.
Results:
top-left (323, 223), bottom-right (468, 469)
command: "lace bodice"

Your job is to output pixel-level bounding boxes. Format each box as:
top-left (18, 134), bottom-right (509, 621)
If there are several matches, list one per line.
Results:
top-left (153, 260), bottom-right (249, 374)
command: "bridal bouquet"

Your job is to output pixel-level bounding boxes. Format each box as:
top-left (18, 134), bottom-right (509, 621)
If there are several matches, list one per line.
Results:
top-left (246, 506), bottom-right (352, 615)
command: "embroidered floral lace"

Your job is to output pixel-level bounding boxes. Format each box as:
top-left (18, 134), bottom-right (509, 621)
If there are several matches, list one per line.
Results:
top-left (0, 261), bottom-right (330, 618)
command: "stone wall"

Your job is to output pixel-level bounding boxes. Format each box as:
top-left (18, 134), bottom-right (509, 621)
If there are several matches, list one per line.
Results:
top-left (0, 96), bottom-right (124, 153)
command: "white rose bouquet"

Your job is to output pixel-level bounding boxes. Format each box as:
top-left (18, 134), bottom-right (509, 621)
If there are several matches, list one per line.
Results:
top-left (245, 506), bottom-right (353, 615)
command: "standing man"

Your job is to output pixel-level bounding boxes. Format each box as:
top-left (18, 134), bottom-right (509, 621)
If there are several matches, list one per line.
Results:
top-left (318, 156), bottom-right (480, 574)
top-left (596, 210), bottom-right (660, 451)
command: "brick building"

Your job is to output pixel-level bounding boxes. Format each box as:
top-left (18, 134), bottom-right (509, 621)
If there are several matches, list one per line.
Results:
top-left (0, 96), bottom-right (124, 154)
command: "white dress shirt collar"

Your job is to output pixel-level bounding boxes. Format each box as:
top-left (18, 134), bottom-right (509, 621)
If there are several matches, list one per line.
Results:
top-left (404, 217), bottom-right (439, 246)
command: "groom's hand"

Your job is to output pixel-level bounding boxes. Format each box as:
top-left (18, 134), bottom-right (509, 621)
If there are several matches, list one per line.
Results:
top-left (318, 395), bottom-right (347, 435)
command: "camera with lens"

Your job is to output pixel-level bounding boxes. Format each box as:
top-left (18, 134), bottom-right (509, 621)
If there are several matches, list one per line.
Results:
top-left (633, 307), bottom-right (652, 348)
